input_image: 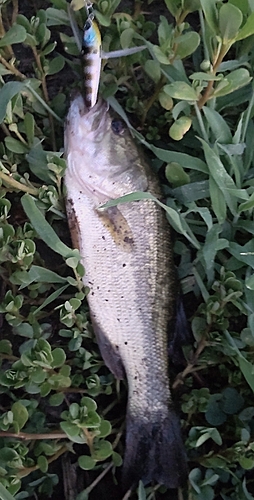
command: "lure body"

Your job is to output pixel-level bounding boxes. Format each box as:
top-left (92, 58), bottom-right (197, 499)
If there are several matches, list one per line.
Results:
top-left (68, 3), bottom-right (146, 109)
top-left (83, 17), bottom-right (102, 109)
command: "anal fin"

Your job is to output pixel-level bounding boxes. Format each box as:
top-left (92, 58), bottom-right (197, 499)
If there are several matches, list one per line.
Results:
top-left (91, 319), bottom-right (125, 380)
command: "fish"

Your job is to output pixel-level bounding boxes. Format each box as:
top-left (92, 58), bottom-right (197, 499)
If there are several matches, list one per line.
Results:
top-left (64, 92), bottom-right (187, 491)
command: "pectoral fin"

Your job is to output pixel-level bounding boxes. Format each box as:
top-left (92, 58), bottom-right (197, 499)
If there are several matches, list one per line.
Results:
top-left (97, 206), bottom-right (134, 252)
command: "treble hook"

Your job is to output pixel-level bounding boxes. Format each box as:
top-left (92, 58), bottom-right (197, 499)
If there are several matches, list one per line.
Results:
top-left (85, 1), bottom-right (94, 21)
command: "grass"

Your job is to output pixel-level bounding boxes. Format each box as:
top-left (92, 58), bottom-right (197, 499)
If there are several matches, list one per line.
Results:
top-left (0, 0), bottom-right (254, 498)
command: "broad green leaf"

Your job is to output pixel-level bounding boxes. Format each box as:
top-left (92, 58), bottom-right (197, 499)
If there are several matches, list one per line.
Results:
top-left (0, 483), bottom-right (16, 500)
top-left (0, 81), bottom-right (26, 123)
top-left (224, 331), bottom-right (254, 392)
top-left (46, 8), bottom-right (70, 26)
top-left (184, 0), bottom-right (200, 12)
top-left (164, 81), bottom-right (198, 101)
top-left (200, 139), bottom-right (238, 217)
top-left (189, 72), bottom-right (223, 81)
top-left (47, 55), bottom-right (65, 75)
top-left (4, 137), bottom-right (29, 154)
top-left (200, 0), bottom-right (219, 34)
top-left (11, 402), bottom-right (28, 430)
top-left (165, 162), bottom-right (190, 187)
top-left (78, 455), bottom-right (96, 470)
top-left (144, 59), bottom-right (161, 83)
top-left (174, 31), bottom-right (200, 59)
top-left (236, 12), bottom-right (254, 40)
top-left (152, 45), bottom-right (170, 65)
top-left (164, 0), bottom-right (181, 17)
top-left (202, 107), bottom-right (232, 143)
top-left (169, 116), bottom-right (192, 140)
top-left (209, 176), bottom-right (227, 224)
top-left (213, 69), bottom-right (252, 97)
top-left (219, 3), bottom-right (243, 42)
top-left (0, 25), bottom-right (26, 47)
top-left (229, 0), bottom-right (249, 15)
top-left (21, 194), bottom-right (76, 258)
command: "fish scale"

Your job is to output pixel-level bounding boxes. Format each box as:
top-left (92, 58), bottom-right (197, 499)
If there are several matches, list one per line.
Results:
top-left (64, 93), bottom-right (187, 491)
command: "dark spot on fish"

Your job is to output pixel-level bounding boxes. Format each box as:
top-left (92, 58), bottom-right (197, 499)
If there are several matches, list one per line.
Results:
top-left (124, 342), bottom-right (128, 345)
top-left (97, 286), bottom-right (100, 290)
top-left (105, 299), bottom-right (108, 302)
top-left (111, 119), bottom-right (125, 135)
top-left (117, 318), bottom-right (120, 322)
top-left (115, 345), bottom-right (119, 350)
top-left (122, 263), bottom-right (126, 267)
top-left (88, 281), bottom-right (93, 285)
top-left (124, 236), bottom-right (134, 244)
top-left (134, 376), bottom-right (137, 380)
top-left (91, 292), bottom-right (94, 296)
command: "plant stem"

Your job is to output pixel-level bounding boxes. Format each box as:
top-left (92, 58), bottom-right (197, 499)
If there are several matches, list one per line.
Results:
top-left (12, 0), bottom-right (19, 24)
top-left (0, 430), bottom-right (66, 440)
top-left (32, 47), bottom-right (57, 151)
top-left (197, 44), bottom-right (230, 109)
top-left (84, 462), bottom-right (114, 495)
top-left (0, 171), bottom-right (39, 195)
top-left (0, 53), bottom-right (26, 79)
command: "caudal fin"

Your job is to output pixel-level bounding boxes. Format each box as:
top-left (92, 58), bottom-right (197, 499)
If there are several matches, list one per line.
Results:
top-left (122, 409), bottom-right (187, 492)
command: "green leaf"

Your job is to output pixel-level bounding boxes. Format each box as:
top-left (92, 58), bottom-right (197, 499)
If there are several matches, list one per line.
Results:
top-left (213, 69), bottom-right (252, 97)
top-left (164, 81), bottom-right (198, 101)
top-left (0, 483), bottom-right (16, 500)
top-left (224, 331), bottom-right (254, 392)
top-left (21, 194), bottom-right (76, 259)
top-left (0, 25), bottom-right (26, 47)
top-left (164, 0), bottom-right (181, 17)
top-left (0, 81), bottom-right (26, 123)
top-left (51, 348), bottom-right (66, 368)
top-left (138, 481), bottom-right (146, 500)
top-left (47, 55), bottom-right (65, 75)
top-left (219, 3), bottom-right (243, 42)
top-left (144, 59), bottom-right (161, 83)
top-left (200, 0), bottom-right (218, 34)
top-left (174, 31), bottom-right (200, 59)
top-left (165, 162), bottom-right (190, 187)
top-left (236, 12), bottom-right (254, 40)
top-left (4, 137), bottom-right (29, 154)
top-left (11, 402), bottom-right (28, 431)
top-left (78, 455), bottom-right (96, 470)
top-left (37, 455), bottom-right (48, 473)
top-left (202, 107), bottom-right (232, 143)
top-left (49, 392), bottom-right (65, 406)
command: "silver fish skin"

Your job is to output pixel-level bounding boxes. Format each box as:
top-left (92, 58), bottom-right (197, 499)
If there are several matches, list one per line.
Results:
top-left (64, 93), bottom-right (187, 491)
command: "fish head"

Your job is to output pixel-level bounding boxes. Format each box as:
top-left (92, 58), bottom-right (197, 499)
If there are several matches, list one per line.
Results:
top-left (64, 93), bottom-right (148, 200)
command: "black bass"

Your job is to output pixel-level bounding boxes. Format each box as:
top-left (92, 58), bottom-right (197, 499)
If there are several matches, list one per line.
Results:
top-left (64, 93), bottom-right (187, 490)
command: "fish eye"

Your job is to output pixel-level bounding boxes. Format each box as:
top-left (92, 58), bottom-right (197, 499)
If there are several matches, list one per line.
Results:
top-left (111, 119), bottom-right (125, 135)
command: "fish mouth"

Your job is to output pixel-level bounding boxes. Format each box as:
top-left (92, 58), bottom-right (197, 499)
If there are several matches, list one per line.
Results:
top-left (70, 91), bottom-right (109, 134)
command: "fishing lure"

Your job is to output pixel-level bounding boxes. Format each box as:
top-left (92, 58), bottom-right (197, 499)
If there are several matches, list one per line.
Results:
top-left (68, 1), bottom-right (146, 109)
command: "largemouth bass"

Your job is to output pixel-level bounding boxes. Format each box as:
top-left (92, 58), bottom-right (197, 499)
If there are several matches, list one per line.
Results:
top-left (64, 93), bottom-right (187, 490)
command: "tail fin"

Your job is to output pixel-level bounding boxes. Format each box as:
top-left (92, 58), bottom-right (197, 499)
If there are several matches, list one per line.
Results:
top-left (122, 408), bottom-right (187, 492)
